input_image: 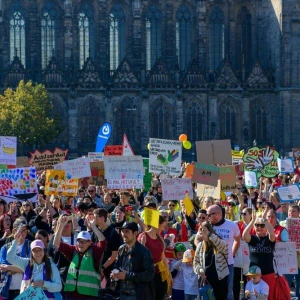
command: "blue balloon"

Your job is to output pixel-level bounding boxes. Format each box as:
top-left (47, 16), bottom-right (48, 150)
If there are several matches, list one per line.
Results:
top-left (95, 122), bottom-right (112, 152)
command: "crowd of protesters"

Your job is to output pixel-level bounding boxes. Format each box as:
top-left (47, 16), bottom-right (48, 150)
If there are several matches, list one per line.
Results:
top-left (0, 166), bottom-right (299, 300)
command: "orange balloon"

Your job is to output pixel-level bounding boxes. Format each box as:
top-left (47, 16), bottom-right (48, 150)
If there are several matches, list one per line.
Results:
top-left (179, 134), bottom-right (187, 142)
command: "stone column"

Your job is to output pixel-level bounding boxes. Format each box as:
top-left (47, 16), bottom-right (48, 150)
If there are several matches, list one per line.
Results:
top-left (68, 98), bottom-right (78, 155)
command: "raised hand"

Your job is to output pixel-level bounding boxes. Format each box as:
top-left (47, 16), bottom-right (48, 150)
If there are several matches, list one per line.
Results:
top-left (244, 157), bottom-right (264, 172)
top-left (261, 146), bottom-right (274, 166)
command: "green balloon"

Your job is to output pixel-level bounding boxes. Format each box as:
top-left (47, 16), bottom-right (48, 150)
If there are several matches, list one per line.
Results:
top-left (183, 140), bottom-right (191, 150)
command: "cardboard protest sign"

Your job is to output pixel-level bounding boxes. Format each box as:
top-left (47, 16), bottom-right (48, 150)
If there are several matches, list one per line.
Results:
top-left (104, 145), bottom-right (123, 156)
top-left (276, 184), bottom-right (300, 202)
top-left (244, 171), bottom-right (259, 188)
top-left (144, 207), bottom-right (160, 228)
top-left (86, 162), bottom-right (106, 186)
top-left (196, 139), bottom-right (232, 164)
top-left (183, 192), bottom-right (194, 216)
top-left (274, 242), bottom-right (298, 275)
top-left (243, 146), bottom-right (279, 178)
top-left (149, 138), bottom-right (182, 175)
top-left (192, 163), bottom-right (220, 187)
top-left (233, 241), bottom-right (250, 274)
top-left (54, 157), bottom-right (91, 179)
top-left (107, 179), bottom-right (143, 189)
top-left (231, 149), bottom-right (244, 165)
top-left (197, 180), bottom-right (221, 199)
top-left (219, 166), bottom-right (236, 192)
top-left (277, 157), bottom-right (294, 174)
top-left (15, 286), bottom-right (48, 300)
top-left (292, 148), bottom-right (300, 160)
top-left (235, 164), bottom-right (244, 176)
top-left (287, 218), bottom-right (300, 250)
top-left (0, 167), bottom-right (38, 201)
top-left (143, 158), bottom-right (152, 192)
top-left (45, 170), bottom-right (78, 196)
top-left (161, 178), bottom-right (193, 200)
top-left (88, 152), bottom-right (104, 161)
top-left (185, 163), bottom-right (194, 178)
top-left (16, 156), bottom-right (30, 167)
top-left (29, 148), bottom-right (68, 174)
top-left (104, 156), bottom-right (144, 179)
top-left (0, 136), bottom-right (17, 165)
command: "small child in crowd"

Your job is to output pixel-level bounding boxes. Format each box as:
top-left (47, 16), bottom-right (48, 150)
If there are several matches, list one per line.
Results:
top-left (182, 249), bottom-right (198, 300)
top-left (245, 266), bottom-right (269, 300)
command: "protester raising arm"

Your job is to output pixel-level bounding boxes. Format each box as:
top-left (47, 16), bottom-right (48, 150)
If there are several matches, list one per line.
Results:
top-left (243, 210), bottom-right (256, 243)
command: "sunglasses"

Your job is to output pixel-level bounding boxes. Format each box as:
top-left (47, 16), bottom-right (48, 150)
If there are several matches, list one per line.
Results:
top-left (240, 213), bottom-right (247, 216)
top-left (207, 212), bottom-right (217, 217)
top-left (254, 224), bottom-right (266, 228)
top-left (257, 202), bottom-right (263, 205)
top-left (198, 216), bottom-right (206, 220)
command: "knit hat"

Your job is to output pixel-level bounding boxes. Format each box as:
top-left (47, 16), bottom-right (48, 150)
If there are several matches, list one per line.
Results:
top-left (174, 243), bottom-right (186, 253)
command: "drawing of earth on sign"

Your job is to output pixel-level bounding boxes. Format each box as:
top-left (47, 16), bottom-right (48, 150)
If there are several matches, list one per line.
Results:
top-left (157, 149), bottom-right (179, 166)
top-left (243, 146), bottom-right (279, 178)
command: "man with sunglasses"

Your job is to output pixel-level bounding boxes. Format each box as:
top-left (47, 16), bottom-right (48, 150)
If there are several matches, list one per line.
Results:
top-left (207, 204), bottom-right (240, 300)
top-left (54, 215), bottom-right (107, 300)
top-left (88, 185), bottom-right (103, 208)
top-left (243, 211), bottom-right (276, 300)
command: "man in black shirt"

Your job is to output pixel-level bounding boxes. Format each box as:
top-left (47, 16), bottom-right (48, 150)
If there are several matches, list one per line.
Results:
top-left (93, 208), bottom-right (123, 286)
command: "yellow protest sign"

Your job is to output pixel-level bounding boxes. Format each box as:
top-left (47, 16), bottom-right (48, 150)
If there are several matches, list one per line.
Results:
top-left (144, 207), bottom-right (160, 229)
top-left (183, 193), bottom-right (194, 216)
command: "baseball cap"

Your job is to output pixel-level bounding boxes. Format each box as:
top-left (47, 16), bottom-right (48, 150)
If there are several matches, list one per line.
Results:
top-left (117, 221), bottom-right (139, 232)
top-left (31, 239), bottom-right (45, 250)
top-left (246, 266), bottom-right (262, 276)
top-left (77, 231), bottom-right (92, 241)
top-left (182, 249), bottom-right (195, 262)
top-left (174, 243), bottom-right (186, 253)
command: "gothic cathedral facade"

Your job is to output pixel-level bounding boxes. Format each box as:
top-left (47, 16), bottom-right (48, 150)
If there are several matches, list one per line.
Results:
top-left (0, 0), bottom-right (298, 158)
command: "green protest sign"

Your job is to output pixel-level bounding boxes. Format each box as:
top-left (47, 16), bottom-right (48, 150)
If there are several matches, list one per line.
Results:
top-left (143, 158), bottom-right (152, 192)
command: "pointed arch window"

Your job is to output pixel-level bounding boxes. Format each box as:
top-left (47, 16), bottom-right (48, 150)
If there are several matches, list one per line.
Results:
top-left (176, 5), bottom-right (191, 71)
top-left (41, 3), bottom-right (56, 69)
top-left (220, 103), bottom-right (236, 140)
top-left (185, 102), bottom-right (203, 141)
top-left (10, 9), bottom-right (26, 65)
top-left (78, 4), bottom-right (94, 69)
top-left (110, 4), bottom-right (126, 71)
top-left (237, 6), bottom-right (252, 71)
top-left (252, 106), bottom-right (267, 143)
top-left (151, 102), bottom-right (170, 139)
top-left (146, 4), bottom-right (162, 70)
top-left (209, 6), bottom-right (225, 71)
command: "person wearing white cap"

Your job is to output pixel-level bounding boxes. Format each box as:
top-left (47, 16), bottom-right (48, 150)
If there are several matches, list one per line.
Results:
top-left (6, 236), bottom-right (62, 299)
top-left (54, 214), bottom-right (107, 300)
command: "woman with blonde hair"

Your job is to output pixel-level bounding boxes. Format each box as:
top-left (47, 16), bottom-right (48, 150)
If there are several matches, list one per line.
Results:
top-left (193, 221), bottom-right (229, 300)
top-left (202, 197), bottom-right (214, 210)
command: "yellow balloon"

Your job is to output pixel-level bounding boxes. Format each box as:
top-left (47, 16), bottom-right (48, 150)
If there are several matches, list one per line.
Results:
top-left (183, 140), bottom-right (192, 150)
top-left (147, 143), bottom-right (151, 150)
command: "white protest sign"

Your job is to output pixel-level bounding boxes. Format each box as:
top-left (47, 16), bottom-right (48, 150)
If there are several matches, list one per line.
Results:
top-left (277, 184), bottom-right (300, 202)
top-left (149, 138), bottom-right (182, 175)
top-left (233, 241), bottom-right (250, 274)
top-left (244, 170), bottom-right (258, 188)
top-left (274, 242), bottom-right (298, 275)
top-left (88, 152), bottom-right (104, 162)
top-left (107, 178), bottom-right (143, 189)
top-left (0, 136), bottom-right (17, 165)
top-left (161, 178), bottom-right (193, 200)
top-left (54, 157), bottom-right (91, 179)
top-left (287, 218), bottom-right (300, 250)
top-left (104, 156), bottom-right (144, 179)
top-left (277, 158), bottom-right (294, 174)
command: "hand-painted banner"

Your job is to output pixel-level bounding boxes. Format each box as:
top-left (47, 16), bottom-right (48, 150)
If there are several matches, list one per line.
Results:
top-left (0, 167), bottom-right (38, 200)
top-left (243, 146), bottom-right (279, 178)
top-left (45, 170), bottom-right (78, 196)
top-left (95, 122), bottom-right (112, 152)
top-left (277, 158), bottom-right (294, 174)
top-left (54, 157), bottom-right (91, 179)
top-left (104, 145), bottom-right (123, 156)
top-left (149, 138), bottom-right (182, 175)
top-left (287, 218), bottom-right (300, 250)
top-left (244, 170), bottom-right (259, 188)
top-left (104, 156), bottom-right (144, 179)
top-left (29, 148), bottom-right (68, 174)
top-left (276, 184), bottom-right (300, 202)
top-left (88, 152), bottom-right (104, 162)
top-left (0, 136), bottom-right (17, 165)
top-left (219, 166), bottom-right (237, 192)
top-left (192, 163), bottom-right (220, 187)
top-left (161, 178), bottom-right (193, 200)
top-left (15, 286), bottom-right (48, 300)
top-left (107, 178), bottom-right (143, 189)
top-left (274, 242), bottom-right (298, 275)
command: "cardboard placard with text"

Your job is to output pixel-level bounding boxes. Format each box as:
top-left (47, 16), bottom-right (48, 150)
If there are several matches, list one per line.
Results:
top-left (0, 136), bottom-right (17, 166)
top-left (54, 157), bottom-right (91, 179)
top-left (219, 166), bottom-right (236, 192)
top-left (161, 178), bottom-right (193, 200)
top-left (197, 180), bottom-right (221, 199)
top-left (196, 139), bottom-right (232, 164)
top-left (274, 242), bottom-right (298, 275)
top-left (16, 156), bottom-right (30, 167)
top-left (192, 162), bottom-right (220, 187)
top-left (104, 145), bottom-right (123, 156)
top-left (287, 218), bottom-right (300, 250)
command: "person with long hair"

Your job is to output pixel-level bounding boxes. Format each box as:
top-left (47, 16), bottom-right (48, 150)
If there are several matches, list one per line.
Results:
top-left (35, 229), bottom-right (50, 249)
top-left (193, 221), bottom-right (229, 300)
top-left (139, 215), bottom-right (171, 300)
top-left (20, 200), bottom-right (37, 225)
top-left (0, 214), bottom-right (12, 240)
top-left (7, 234), bottom-right (62, 299)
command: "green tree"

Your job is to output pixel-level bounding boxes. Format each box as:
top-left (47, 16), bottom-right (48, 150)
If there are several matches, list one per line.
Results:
top-left (0, 80), bottom-right (61, 153)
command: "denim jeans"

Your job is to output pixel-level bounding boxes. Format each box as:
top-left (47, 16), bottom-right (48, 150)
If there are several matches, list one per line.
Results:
top-left (184, 294), bottom-right (198, 300)
top-left (286, 269), bottom-right (300, 298)
top-left (227, 264), bottom-right (234, 300)
top-left (120, 295), bottom-right (136, 300)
